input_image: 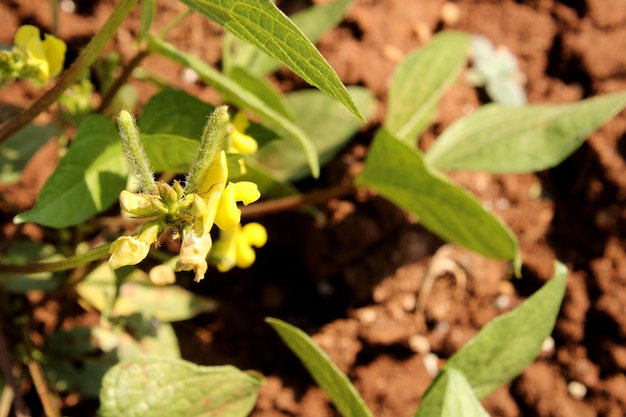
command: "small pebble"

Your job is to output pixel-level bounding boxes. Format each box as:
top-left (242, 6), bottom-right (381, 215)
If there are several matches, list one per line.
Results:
top-left (567, 380), bottom-right (587, 400)
top-left (408, 335), bottom-right (431, 355)
top-left (541, 336), bottom-right (555, 353)
top-left (60, 0), bottom-right (76, 13)
top-left (494, 294), bottom-right (511, 310)
top-left (423, 353), bottom-right (440, 377)
top-left (181, 67), bottom-right (199, 84)
top-left (440, 2), bottom-right (461, 26)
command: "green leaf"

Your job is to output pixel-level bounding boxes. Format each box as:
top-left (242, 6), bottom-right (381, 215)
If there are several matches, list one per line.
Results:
top-left (0, 123), bottom-right (56, 184)
top-left (141, 133), bottom-right (199, 173)
top-left (100, 357), bottom-right (263, 417)
top-left (426, 92), bottom-right (626, 172)
top-left (358, 129), bottom-right (520, 269)
top-left (414, 369), bottom-right (490, 417)
top-left (228, 66), bottom-right (294, 120)
top-left (254, 86), bottom-right (376, 182)
top-left (139, 89), bottom-right (215, 137)
top-left (76, 264), bottom-right (217, 322)
top-left (178, 0), bottom-right (362, 120)
top-left (139, 0), bottom-right (156, 40)
top-left (223, 0), bottom-right (354, 77)
top-left (444, 261), bottom-right (568, 398)
top-left (267, 318), bottom-right (374, 417)
top-left (385, 31), bottom-right (469, 145)
top-left (14, 115), bottom-right (127, 228)
top-left (147, 35), bottom-right (320, 178)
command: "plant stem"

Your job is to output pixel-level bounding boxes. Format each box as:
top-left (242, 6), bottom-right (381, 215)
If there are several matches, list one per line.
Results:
top-left (241, 183), bottom-right (356, 218)
top-left (0, 0), bottom-right (139, 145)
top-left (0, 322), bottom-right (30, 417)
top-left (97, 49), bottom-right (149, 113)
top-left (21, 328), bottom-right (60, 417)
top-left (0, 244), bottom-right (111, 274)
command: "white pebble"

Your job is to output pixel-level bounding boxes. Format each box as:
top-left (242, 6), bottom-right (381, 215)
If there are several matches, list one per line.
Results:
top-left (60, 0), bottom-right (76, 13)
top-left (423, 353), bottom-right (440, 377)
top-left (181, 67), bottom-right (199, 84)
top-left (567, 381), bottom-right (587, 399)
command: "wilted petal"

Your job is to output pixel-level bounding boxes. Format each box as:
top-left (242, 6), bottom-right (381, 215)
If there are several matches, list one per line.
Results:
top-left (176, 231), bottom-right (212, 282)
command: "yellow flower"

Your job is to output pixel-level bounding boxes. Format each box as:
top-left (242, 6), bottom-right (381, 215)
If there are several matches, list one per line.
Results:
top-left (108, 222), bottom-right (160, 269)
top-left (211, 222), bottom-right (267, 272)
top-left (14, 25), bottom-right (66, 86)
top-left (230, 113), bottom-right (258, 155)
top-left (195, 150), bottom-right (261, 232)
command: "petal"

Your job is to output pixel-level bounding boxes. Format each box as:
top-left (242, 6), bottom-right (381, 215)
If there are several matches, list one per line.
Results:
top-left (233, 181), bottom-right (260, 205)
top-left (14, 25), bottom-right (41, 53)
top-left (42, 34), bottom-right (66, 77)
top-left (149, 264), bottom-right (177, 285)
top-left (235, 235), bottom-right (257, 269)
top-left (214, 183), bottom-right (241, 231)
top-left (196, 150), bottom-right (228, 198)
top-left (108, 236), bottom-right (150, 269)
top-left (231, 129), bottom-right (258, 155)
top-left (211, 228), bottom-right (238, 272)
top-left (176, 231), bottom-right (212, 282)
top-left (242, 222), bottom-right (268, 247)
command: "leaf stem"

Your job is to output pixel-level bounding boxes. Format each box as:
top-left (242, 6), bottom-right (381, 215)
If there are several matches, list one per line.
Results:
top-left (241, 183), bottom-right (356, 218)
top-left (0, 244), bottom-right (111, 274)
top-left (0, 0), bottom-right (139, 145)
top-left (98, 49), bottom-right (149, 113)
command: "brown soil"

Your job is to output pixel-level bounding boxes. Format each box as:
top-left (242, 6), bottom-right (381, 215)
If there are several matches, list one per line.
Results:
top-left (2, 0), bottom-right (626, 416)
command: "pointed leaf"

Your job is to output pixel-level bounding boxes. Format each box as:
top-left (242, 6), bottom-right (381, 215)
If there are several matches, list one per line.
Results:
top-left (444, 262), bottom-right (568, 398)
top-left (415, 369), bottom-right (490, 417)
top-left (385, 31), bottom-right (469, 145)
top-left (426, 92), bottom-right (626, 172)
top-left (147, 35), bottom-right (320, 177)
top-left (358, 129), bottom-right (520, 269)
top-left (254, 86), bottom-right (376, 182)
top-left (267, 318), bottom-right (374, 417)
top-left (228, 66), bottom-right (294, 120)
top-left (178, 0), bottom-right (362, 119)
top-left (224, 0), bottom-right (354, 77)
top-left (100, 357), bottom-right (263, 417)
top-left (14, 115), bottom-right (126, 228)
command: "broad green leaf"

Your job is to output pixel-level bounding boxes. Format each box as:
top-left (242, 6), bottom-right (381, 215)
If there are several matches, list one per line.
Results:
top-left (223, 0), bottom-right (354, 77)
top-left (426, 92), bottom-right (626, 172)
top-left (385, 31), bottom-right (469, 145)
top-left (76, 263), bottom-right (217, 322)
top-left (444, 261), bottom-right (568, 398)
top-left (14, 115), bottom-right (127, 228)
top-left (267, 318), bottom-right (374, 417)
top-left (0, 123), bottom-right (56, 184)
top-left (414, 369), bottom-right (490, 417)
top-left (178, 0), bottom-right (362, 120)
top-left (148, 35), bottom-right (320, 177)
top-left (100, 357), bottom-right (263, 417)
top-left (141, 133), bottom-right (199, 173)
top-left (139, 89), bottom-right (215, 137)
top-left (358, 129), bottom-right (520, 270)
top-left (228, 66), bottom-right (294, 120)
top-left (254, 86), bottom-right (376, 182)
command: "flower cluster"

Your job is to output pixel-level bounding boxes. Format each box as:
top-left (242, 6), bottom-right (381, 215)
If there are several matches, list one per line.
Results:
top-left (108, 107), bottom-right (267, 282)
top-left (0, 25), bottom-right (66, 87)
